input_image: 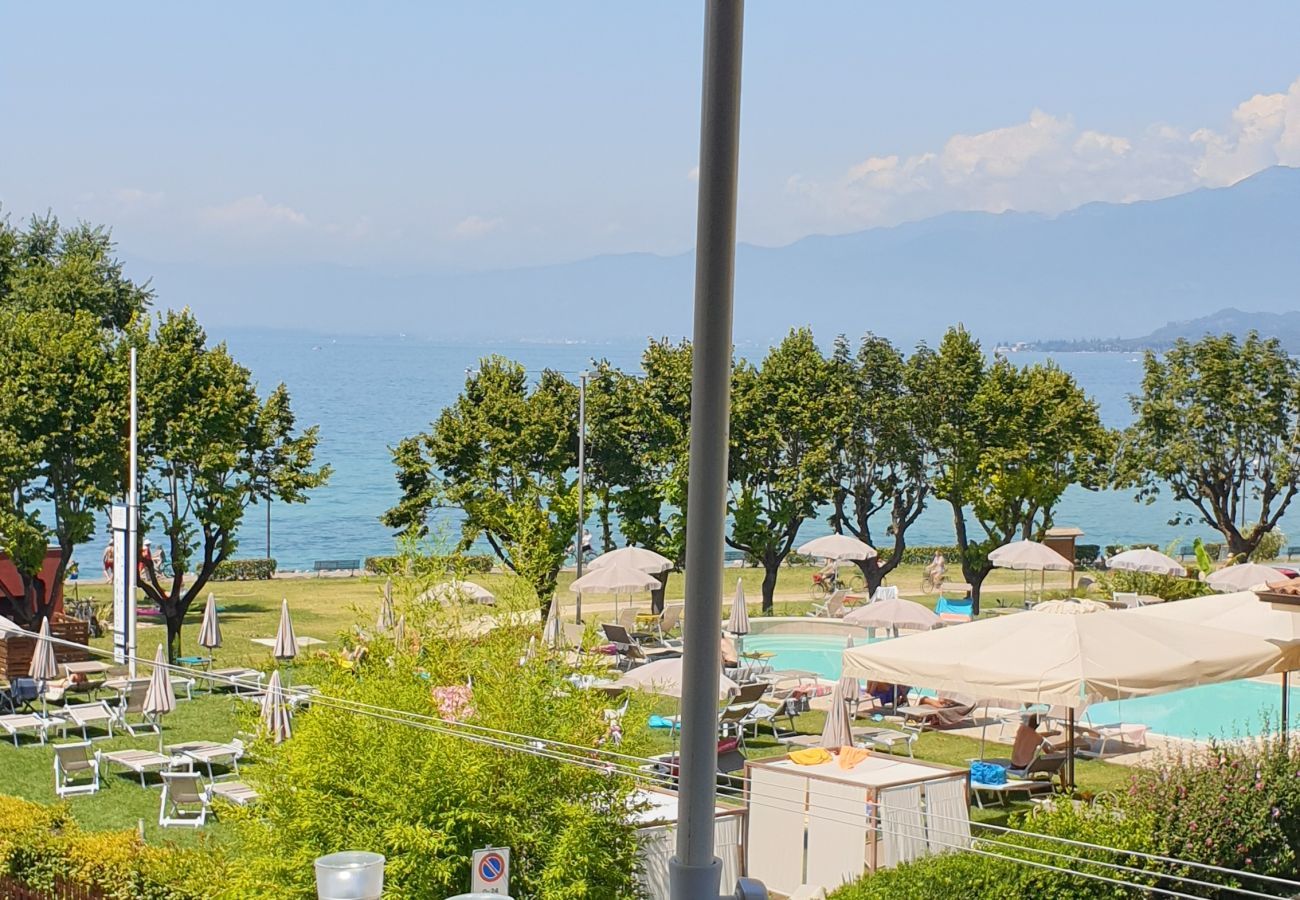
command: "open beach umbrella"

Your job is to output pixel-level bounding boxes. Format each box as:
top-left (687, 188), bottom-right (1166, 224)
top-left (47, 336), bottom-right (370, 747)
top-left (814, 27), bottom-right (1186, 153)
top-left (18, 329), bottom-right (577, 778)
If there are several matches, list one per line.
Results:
top-left (423, 580), bottom-right (496, 605)
top-left (797, 534), bottom-right (876, 561)
top-left (198, 593), bottom-right (222, 651)
top-left (1031, 598), bottom-right (1112, 615)
top-left (378, 578), bottom-right (396, 631)
top-left (570, 562), bottom-right (662, 617)
top-left (990, 539), bottom-right (1073, 601)
top-left (613, 657), bottom-right (739, 701)
top-left (842, 595), bottom-right (939, 634)
top-left (726, 578), bottom-right (749, 636)
top-left (1207, 563), bottom-right (1285, 593)
top-left (260, 669), bottom-right (292, 744)
top-left (143, 643), bottom-right (176, 749)
top-left (273, 599), bottom-right (299, 662)
top-left (1107, 548), bottom-right (1186, 577)
top-left (588, 546), bottom-right (673, 574)
top-left (820, 676), bottom-right (855, 749)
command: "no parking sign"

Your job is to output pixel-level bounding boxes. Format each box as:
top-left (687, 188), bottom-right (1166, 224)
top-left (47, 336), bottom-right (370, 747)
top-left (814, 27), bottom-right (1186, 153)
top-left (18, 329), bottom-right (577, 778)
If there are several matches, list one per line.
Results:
top-left (471, 847), bottom-right (510, 895)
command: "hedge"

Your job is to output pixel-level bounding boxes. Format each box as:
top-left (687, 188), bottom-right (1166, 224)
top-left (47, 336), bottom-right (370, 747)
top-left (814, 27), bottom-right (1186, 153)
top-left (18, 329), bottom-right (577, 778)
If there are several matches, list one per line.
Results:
top-left (210, 558), bottom-right (276, 581)
top-left (0, 796), bottom-right (221, 899)
top-left (363, 553), bottom-right (495, 576)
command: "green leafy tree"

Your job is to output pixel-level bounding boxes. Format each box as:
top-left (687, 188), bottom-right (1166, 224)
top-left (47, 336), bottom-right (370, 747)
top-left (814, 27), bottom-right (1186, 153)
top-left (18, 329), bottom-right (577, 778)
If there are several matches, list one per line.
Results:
top-left (826, 334), bottom-right (931, 595)
top-left (383, 358), bottom-right (578, 606)
top-left (728, 329), bottom-right (839, 613)
top-left (1117, 333), bottom-right (1300, 561)
top-left (134, 310), bottom-right (329, 660)
top-left (0, 215), bottom-right (149, 626)
top-left (920, 328), bottom-right (1110, 611)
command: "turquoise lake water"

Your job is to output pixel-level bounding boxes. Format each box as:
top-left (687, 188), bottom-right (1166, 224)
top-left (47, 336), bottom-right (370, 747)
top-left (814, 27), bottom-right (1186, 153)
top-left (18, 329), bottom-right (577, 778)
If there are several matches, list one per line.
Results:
top-left (76, 331), bottom-right (1300, 571)
top-left (743, 632), bottom-right (1296, 740)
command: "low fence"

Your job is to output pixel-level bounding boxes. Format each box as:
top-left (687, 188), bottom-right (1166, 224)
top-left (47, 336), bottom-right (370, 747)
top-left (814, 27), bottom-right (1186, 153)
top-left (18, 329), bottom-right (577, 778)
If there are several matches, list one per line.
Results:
top-left (0, 614), bottom-right (90, 679)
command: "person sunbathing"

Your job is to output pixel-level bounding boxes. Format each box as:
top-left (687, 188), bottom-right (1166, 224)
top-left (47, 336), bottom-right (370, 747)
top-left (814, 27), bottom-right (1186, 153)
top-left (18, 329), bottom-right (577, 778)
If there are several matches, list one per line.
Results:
top-left (1010, 714), bottom-right (1070, 768)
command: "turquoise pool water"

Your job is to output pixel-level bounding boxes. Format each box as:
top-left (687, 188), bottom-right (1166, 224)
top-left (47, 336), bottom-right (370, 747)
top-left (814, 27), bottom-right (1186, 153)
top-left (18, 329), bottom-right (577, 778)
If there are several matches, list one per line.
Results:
top-left (743, 632), bottom-right (1297, 740)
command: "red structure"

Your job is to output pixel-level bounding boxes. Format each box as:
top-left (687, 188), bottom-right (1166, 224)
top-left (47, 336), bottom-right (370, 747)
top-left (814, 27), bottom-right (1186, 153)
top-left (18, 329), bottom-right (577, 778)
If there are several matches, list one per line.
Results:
top-left (0, 549), bottom-right (66, 620)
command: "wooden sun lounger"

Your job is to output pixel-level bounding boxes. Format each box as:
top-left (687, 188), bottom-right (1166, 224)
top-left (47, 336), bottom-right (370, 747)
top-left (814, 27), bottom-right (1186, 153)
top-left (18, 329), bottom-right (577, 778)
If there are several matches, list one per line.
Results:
top-left (207, 781), bottom-right (259, 807)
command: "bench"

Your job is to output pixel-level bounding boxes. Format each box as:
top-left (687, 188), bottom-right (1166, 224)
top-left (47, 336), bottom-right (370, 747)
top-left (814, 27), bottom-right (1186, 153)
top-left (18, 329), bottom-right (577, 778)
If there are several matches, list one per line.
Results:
top-left (313, 559), bottom-right (360, 576)
top-left (1287, 546), bottom-right (1300, 560)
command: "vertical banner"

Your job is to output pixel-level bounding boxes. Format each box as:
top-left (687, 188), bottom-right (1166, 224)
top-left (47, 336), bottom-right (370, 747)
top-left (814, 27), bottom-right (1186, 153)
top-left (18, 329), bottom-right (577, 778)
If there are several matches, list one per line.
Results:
top-left (110, 504), bottom-right (128, 664)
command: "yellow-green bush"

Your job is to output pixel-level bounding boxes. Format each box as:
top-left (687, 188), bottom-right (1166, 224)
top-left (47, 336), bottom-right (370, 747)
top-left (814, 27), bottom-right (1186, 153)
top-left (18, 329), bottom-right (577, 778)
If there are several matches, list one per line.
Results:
top-left (0, 795), bottom-right (222, 899)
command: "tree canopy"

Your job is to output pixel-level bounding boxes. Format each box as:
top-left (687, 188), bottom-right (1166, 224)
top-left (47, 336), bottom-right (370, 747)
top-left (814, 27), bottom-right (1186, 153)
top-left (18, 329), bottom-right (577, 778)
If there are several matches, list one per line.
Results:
top-left (1117, 332), bottom-right (1300, 560)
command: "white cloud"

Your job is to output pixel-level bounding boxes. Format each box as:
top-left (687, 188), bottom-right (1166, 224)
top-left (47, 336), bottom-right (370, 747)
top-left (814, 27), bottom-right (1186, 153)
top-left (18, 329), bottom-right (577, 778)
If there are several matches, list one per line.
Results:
top-left (792, 76), bottom-right (1300, 232)
top-left (201, 194), bottom-right (308, 230)
top-left (451, 215), bottom-right (503, 239)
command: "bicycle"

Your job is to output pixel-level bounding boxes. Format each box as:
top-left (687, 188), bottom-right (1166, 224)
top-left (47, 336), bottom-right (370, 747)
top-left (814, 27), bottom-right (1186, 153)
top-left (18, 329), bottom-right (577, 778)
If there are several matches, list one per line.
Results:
top-left (810, 567), bottom-right (866, 599)
top-left (920, 567), bottom-right (946, 594)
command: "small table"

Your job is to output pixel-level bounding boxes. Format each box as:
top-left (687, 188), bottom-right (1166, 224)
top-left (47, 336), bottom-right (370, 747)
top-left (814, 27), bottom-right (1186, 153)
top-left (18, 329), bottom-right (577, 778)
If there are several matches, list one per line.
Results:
top-left (176, 655), bottom-right (213, 671)
top-left (855, 726), bottom-right (916, 757)
top-left (970, 777), bottom-right (1053, 808)
top-left (738, 651), bottom-right (775, 679)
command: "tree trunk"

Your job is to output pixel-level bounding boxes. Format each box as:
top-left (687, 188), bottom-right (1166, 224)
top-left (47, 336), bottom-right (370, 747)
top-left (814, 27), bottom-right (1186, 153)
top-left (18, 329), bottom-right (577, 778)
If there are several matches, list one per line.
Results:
top-left (650, 570), bottom-right (669, 615)
top-left (165, 609), bottom-right (185, 663)
top-left (597, 498), bottom-right (614, 555)
top-left (761, 553), bottom-right (779, 615)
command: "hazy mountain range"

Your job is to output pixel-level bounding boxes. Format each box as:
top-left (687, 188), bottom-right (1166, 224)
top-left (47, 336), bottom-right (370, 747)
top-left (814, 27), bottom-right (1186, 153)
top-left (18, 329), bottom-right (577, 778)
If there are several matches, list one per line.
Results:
top-left (150, 166), bottom-right (1300, 347)
top-left (1025, 308), bottom-right (1300, 353)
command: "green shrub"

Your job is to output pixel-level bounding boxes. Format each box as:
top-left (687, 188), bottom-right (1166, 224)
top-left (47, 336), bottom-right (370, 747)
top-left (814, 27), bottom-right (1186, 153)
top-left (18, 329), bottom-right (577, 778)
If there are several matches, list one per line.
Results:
top-left (0, 795), bottom-right (220, 899)
top-left (1251, 529), bottom-right (1287, 563)
top-left (211, 557), bottom-right (276, 581)
top-left (1096, 570), bottom-right (1211, 601)
top-left (1074, 544), bottom-right (1101, 567)
top-left (364, 552), bottom-right (495, 576)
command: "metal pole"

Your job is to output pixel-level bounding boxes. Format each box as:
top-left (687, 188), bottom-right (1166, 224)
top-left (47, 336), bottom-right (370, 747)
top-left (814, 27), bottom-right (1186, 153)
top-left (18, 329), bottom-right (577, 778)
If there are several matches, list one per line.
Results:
top-left (671, 2), bottom-right (745, 898)
top-left (266, 486), bottom-right (272, 560)
top-left (575, 371), bottom-right (587, 623)
top-left (1283, 671), bottom-right (1290, 745)
top-left (126, 347), bottom-right (139, 678)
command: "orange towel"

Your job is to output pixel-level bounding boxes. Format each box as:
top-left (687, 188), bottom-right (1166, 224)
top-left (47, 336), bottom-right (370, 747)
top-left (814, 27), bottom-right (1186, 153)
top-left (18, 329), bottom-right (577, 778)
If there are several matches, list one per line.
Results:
top-left (788, 747), bottom-right (833, 766)
top-left (836, 746), bottom-right (871, 770)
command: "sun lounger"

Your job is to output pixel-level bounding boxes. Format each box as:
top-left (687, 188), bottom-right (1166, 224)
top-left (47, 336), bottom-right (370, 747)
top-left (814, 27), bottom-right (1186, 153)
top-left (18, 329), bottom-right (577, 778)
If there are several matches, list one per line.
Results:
top-left (53, 741), bottom-right (101, 797)
top-left (159, 772), bottom-right (209, 827)
top-left (207, 667), bottom-right (265, 695)
top-left (1074, 722), bottom-right (1149, 758)
top-left (806, 590), bottom-right (848, 618)
top-left (601, 623), bottom-right (680, 669)
top-left (898, 697), bottom-right (977, 730)
top-left (207, 780), bottom-right (259, 807)
top-left (167, 739), bottom-right (245, 781)
top-left (976, 746), bottom-right (1069, 791)
top-left (106, 679), bottom-right (160, 736)
top-left (934, 596), bottom-right (973, 624)
top-left (97, 749), bottom-right (172, 787)
top-left (969, 776), bottom-right (1053, 809)
top-left (60, 702), bottom-right (116, 740)
top-left (856, 725), bottom-right (920, 757)
top-left (0, 713), bottom-right (56, 746)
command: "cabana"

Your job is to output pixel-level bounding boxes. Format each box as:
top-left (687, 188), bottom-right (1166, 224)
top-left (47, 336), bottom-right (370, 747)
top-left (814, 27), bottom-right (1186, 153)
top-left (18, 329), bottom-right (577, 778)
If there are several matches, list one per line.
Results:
top-left (842, 609), bottom-right (1300, 785)
top-left (1132, 590), bottom-right (1300, 728)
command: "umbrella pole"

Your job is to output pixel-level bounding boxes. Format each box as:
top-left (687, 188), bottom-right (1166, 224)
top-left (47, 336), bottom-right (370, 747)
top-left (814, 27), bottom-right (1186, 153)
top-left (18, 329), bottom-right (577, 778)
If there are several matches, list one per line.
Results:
top-left (1067, 708), bottom-right (1076, 792)
top-left (1284, 671), bottom-right (1291, 746)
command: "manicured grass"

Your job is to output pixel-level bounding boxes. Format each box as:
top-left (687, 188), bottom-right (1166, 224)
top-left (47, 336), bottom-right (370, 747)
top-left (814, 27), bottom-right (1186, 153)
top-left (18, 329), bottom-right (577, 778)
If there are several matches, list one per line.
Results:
top-left (0, 692), bottom-right (246, 847)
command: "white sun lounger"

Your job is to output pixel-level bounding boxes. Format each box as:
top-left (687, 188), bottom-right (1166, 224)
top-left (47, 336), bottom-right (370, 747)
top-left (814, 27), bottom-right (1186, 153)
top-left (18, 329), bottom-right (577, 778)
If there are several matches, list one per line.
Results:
top-left (53, 741), bottom-right (101, 797)
top-left (167, 739), bottom-right (245, 781)
top-left (60, 702), bottom-right (116, 740)
top-left (207, 781), bottom-right (259, 807)
top-left (0, 713), bottom-right (58, 747)
top-left (96, 749), bottom-right (172, 787)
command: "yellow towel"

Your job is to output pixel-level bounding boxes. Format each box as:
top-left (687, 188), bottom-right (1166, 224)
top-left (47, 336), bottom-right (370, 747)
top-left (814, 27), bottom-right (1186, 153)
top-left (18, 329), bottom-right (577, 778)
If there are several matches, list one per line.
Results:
top-left (788, 747), bottom-right (833, 766)
top-left (836, 746), bottom-right (871, 770)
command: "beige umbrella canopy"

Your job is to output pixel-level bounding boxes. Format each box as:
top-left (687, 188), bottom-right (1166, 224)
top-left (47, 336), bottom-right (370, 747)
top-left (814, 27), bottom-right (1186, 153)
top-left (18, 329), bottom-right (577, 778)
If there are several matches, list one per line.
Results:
top-left (273, 599), bottom-right (299, 662)
top-left (842, 596), bottom-right (939, 632)
top-left (542, 597), bottom-right (562, 647)
top-left (27, 617), bottom-right (57, 681)
top-left (588, 546), bottom-right (673, 574)
top-left (422, 580), bottom-right (496, 605)
top-left (1107, 548), bottom-right (1186, 577)
top-left (1031, 598), bottom-right (1112, 615)
top-left (1206, 564), bottom-right (1286, 593)
top-left (988, 540), bottom-right (1074, 571)
top-left (377, 578), bottom-right (396, 631)
top-left (841, 607), bottom-right (1298, 710)
top-left (726, 578), bottom-right (749, 636)
top-left (613, 657), bottom-right (739, 701)
top-left (144, 643), bottom-right (176, 718)
top-left (820, 676), bottom-right (855, 749)
top-left (1132, 590), bottom-right (1300, 642)
top-left (570, 563), bottom-right (662, 594)
top-left (797, 534), bottom-right (876, 561)
top-left (198, 593), bottom-right (222, 651)
top-left (260, 669), bottom-right (292, 744)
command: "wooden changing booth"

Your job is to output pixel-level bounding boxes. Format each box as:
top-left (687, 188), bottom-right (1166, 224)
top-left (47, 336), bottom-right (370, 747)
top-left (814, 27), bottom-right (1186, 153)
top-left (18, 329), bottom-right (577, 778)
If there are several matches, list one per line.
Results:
top-left (744, 755), bottom-right (971, 896)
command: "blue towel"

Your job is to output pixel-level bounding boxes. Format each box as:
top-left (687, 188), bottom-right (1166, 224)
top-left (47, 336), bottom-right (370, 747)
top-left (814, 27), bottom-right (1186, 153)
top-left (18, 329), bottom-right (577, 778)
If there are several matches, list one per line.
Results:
top-left (970, 761), bottom-right (1007, 786)
top-left (648, 715), bottom-right (676, 729)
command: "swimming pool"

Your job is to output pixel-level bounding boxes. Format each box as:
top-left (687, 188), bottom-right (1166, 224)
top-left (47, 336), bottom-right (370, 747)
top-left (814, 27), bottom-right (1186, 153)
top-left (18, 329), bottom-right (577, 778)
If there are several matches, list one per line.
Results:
top-left (742, 632), bottom-right (1297, 740)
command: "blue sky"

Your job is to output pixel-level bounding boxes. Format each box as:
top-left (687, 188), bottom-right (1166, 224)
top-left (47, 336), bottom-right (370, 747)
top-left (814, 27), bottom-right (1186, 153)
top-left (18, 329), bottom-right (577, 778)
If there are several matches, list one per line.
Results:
top-left (3, 2), bottom-right (1299, 273)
